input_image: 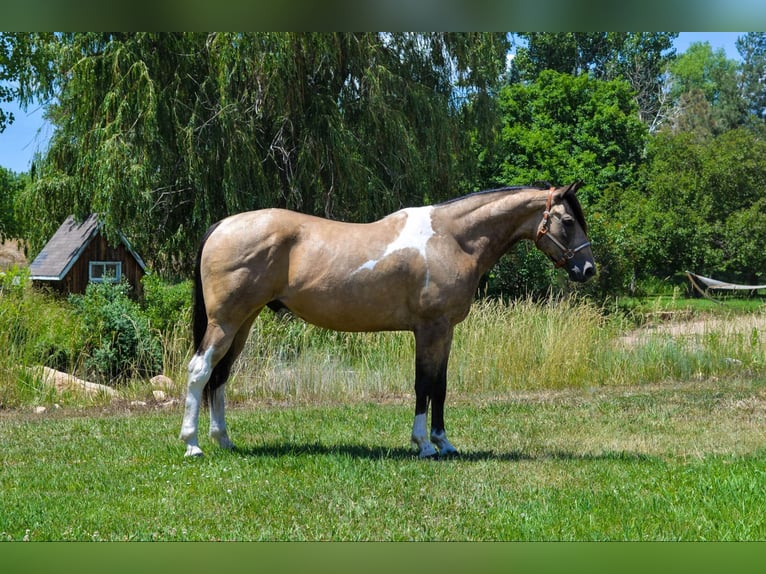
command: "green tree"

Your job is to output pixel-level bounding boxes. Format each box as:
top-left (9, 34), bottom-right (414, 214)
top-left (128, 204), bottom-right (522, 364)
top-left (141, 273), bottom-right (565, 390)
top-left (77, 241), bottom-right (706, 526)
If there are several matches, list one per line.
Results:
top-left (0, 166), bottom-right (23, 239)
top-left (633, 128), bottom-right (766, 285)
top-left (722, 198), bottom-right (766, 284)
top-left (0, 33), bottom-right (57, 133)
top-left (636, 132), bottom-right (718, 280)
top-left (473, 70), bottom-right (648, 297)
top-left (17, 32), bottom-right (510, 275)
top-left (666, 42), bottom-right (745, 137)
top-left (489, 70), bottom-right (647, 196)
top-left (737, 32), bottom-right (766, 123)
top-left (511, 32), bottom-right (677, 130)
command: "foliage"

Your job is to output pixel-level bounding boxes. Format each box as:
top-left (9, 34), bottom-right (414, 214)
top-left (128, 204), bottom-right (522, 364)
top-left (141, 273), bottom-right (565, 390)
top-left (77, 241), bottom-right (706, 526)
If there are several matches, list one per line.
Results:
top-left (666, 41), bottom-right (745, 136)
top-left (490, 70), bottom-right (647, 193)
top-left (736, 32), bottom-right (766, 122)
top-left (69, 281), bottom-right (163, 383)
top-left (0, 33), bottom-right (57, 133)
top-left (631, 128), bottom-right (766, 286)
top-left (722, 198), bottom-right (766, 284)
top-left (16, 32), bottom-right (509, 274)
top-left (0, 166), bottom-right (24, 240)
top-left (141, 273), bottom-right (191, 335)
top-left (0, 271), bottom-right (82, 406)
top-left (512, 32), bottom-right (677, 130)
top-left (474, 70), bottom-right (647, 297)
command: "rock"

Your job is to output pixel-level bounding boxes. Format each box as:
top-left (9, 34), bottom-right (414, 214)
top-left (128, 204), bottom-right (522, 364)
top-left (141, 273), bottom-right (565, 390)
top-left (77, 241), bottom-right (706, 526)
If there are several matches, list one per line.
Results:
top-left (152, 390), bottom-right (166, 401)
top-left (130, 400), bottom-right (147, 407)
top-left (33, 406), bottom-right (47, 414)
top-left (150, 375), bottom-right (174, 391)
top-left (31, 366), bottom-right (118, 397)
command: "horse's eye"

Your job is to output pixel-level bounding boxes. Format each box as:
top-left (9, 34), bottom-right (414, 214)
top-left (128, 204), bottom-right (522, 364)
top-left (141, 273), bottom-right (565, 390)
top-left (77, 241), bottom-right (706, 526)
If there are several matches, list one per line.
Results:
top-left (561, 216), bottom-right (575, 227)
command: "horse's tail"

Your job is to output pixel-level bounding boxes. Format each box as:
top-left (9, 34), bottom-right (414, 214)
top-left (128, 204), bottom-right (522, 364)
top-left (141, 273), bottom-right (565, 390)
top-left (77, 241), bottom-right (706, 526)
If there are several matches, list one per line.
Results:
top-left (192, 221), bottom-right (233, 404)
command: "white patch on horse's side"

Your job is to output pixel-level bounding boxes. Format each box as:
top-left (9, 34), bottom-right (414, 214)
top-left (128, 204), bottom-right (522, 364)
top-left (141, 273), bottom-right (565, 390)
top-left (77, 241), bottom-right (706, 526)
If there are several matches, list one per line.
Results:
top-left (354, 206), bottom-right (435, 284)
top-left (411, 413), bottom-right (437, 458)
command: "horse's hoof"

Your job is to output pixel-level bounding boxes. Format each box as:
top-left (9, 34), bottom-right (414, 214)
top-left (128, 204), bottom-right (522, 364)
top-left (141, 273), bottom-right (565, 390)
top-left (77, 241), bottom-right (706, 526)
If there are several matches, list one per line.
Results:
top-left (184, 445), bottom-right (204, 457)
top-left (418, 446), bottom-right (439, 459)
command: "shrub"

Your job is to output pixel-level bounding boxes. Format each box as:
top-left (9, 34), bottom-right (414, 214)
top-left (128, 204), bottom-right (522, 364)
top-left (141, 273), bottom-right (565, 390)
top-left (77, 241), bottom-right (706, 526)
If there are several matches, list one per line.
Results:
top-left (70, 281), bottom-right (163, 384)
top-left (141, 274), bottom-right (192, 335)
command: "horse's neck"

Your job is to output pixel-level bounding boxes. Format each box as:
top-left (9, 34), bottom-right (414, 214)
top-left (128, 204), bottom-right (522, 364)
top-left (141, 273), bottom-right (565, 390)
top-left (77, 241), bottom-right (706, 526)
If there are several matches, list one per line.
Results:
top-left (439, 189), bottom-right (547, 273)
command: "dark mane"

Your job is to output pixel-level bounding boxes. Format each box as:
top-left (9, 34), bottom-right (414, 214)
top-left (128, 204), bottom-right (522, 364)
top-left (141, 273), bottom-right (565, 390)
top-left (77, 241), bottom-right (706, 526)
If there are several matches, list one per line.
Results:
top-left (438, 182), bottom-right (588, 233)
top-left (436, 185), bottom-right (550, 206)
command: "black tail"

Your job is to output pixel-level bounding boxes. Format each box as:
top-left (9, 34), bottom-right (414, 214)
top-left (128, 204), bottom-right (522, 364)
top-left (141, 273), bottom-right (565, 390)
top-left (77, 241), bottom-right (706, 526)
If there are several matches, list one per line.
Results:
top-left (193, 221), bottom-right (235, 405)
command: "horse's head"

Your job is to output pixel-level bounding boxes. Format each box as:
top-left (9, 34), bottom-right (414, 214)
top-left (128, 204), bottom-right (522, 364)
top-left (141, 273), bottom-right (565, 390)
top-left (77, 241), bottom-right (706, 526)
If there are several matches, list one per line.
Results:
top-left (534, 181), bottom-right (595, 283)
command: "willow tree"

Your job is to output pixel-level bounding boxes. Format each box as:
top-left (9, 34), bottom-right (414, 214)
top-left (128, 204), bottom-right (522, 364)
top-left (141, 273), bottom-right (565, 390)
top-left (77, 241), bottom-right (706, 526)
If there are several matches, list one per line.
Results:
top-left (18, 32), bottom-right (509, 274)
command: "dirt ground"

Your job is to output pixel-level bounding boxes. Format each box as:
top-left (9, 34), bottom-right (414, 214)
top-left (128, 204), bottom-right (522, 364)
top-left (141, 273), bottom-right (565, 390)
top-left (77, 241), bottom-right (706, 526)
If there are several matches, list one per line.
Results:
top-left (619, 311), bottom-right (766, 347)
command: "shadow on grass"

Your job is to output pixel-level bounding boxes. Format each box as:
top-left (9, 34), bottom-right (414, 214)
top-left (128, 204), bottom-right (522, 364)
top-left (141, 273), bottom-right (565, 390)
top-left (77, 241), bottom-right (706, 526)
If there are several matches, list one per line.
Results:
top-left (230, 442), bottom-right (657, 463)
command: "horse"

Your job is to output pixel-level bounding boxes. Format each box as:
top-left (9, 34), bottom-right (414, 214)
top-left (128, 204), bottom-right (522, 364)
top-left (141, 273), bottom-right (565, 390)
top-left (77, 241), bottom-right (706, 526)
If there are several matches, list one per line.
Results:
top-left (180, 181), bottom-right (595, 458)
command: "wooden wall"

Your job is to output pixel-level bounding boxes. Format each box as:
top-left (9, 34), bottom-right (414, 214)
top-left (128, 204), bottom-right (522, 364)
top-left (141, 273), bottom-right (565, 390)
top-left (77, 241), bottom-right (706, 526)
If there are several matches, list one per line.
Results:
top-left (44, 233), bottom-right (144, 297)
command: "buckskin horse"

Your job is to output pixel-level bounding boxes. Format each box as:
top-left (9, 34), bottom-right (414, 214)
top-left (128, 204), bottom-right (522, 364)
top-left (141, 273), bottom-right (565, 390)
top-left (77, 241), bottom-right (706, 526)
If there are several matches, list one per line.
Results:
top-left (180, 182), bottom-right (595, 458)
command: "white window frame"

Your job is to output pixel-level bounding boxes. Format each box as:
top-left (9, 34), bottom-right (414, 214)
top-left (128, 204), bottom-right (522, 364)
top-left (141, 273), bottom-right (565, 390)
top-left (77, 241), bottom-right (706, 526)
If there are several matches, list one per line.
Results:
top-left (89, 261), bottom-right (122, 283)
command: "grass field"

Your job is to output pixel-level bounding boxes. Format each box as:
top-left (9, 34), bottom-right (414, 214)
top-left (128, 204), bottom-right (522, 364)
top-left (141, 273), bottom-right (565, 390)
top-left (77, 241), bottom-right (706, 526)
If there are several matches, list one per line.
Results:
top-left (2, 377), bottom-right (766, 541)
top-left (2, 296), bottom-right (766, 541)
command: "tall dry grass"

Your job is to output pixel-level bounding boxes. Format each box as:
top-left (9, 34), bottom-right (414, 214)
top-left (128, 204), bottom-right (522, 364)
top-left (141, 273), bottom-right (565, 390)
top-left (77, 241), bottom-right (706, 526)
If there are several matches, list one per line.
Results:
top-left (2, 277), bottom-right (764, 409)
top-left (218, 297), bottom-right (766, 403)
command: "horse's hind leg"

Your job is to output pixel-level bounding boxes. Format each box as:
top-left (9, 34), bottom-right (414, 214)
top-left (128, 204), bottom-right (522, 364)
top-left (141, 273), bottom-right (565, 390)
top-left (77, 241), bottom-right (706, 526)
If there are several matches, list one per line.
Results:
top-left (180, 319), bottom-right (243, 456)
top-left (208, 311), bottom-right (260, 450)
top-left (181, 344), bottom-right (217, 457)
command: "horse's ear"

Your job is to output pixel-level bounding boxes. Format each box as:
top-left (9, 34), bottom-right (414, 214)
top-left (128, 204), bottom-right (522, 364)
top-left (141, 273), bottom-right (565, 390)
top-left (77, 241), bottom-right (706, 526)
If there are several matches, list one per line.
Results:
top-left (567, 181), bottom-right (584, 194)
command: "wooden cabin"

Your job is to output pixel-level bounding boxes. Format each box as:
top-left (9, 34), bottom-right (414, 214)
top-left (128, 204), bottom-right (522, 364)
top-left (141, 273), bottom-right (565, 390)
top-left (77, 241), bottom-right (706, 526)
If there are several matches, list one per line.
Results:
top-left (29, 214), bottom-right (147, 296)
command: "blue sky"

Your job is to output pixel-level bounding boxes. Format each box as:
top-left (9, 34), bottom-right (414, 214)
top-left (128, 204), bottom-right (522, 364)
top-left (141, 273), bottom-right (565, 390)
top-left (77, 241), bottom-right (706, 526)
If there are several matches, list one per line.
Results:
top-left (0, 32), bottom-right (748, 174)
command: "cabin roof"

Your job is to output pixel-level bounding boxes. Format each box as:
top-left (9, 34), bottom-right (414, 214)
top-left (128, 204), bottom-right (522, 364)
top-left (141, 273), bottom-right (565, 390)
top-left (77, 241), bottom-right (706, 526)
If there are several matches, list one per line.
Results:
top-left (29, 214), bottom-right (146, 281)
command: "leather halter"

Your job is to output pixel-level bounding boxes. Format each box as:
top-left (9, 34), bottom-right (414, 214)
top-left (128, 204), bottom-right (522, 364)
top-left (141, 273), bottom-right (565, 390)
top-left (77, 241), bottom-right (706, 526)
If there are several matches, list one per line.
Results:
top-left (535, 188), bottom-right (591, 268)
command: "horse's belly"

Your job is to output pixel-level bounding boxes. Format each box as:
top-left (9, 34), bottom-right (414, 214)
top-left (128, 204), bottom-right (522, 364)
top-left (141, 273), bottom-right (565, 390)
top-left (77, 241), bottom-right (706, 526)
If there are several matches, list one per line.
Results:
top-left (282, 286), bottom-right (415, 332)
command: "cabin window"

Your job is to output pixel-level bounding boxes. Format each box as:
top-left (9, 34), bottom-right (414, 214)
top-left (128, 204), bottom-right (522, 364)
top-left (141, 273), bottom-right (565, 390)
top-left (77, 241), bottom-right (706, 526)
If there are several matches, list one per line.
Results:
top-left (89, 261), bottom-right (122, 283)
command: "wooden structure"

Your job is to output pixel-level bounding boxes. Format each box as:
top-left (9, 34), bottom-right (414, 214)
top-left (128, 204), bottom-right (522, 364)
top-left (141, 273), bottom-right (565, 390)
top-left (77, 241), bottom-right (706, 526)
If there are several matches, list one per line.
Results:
top-left (29, 214), bottom-right (147, 296)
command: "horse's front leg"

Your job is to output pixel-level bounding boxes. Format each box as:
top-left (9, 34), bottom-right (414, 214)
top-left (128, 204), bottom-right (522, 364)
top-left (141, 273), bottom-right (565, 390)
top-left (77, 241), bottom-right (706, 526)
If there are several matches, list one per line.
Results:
top-left (412, 323), bottom-right (458, 458)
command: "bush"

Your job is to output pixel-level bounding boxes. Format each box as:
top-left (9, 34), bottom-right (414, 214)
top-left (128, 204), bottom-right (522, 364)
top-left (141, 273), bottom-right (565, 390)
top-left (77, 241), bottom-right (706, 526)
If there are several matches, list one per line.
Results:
top-left (141, 274), bottom-right (192, 335)
top-left (70, 281), bottom-right (163, 384)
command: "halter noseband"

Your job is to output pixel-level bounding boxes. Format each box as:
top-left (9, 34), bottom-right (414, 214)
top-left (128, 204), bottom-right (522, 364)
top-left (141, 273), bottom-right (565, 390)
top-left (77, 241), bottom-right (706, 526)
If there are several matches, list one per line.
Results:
top-left (535, 187), bottom-right (591, 268)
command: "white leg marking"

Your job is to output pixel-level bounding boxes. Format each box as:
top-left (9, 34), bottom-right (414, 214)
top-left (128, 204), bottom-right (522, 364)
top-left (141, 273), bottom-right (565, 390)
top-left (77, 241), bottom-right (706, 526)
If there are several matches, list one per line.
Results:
top-left (180, 347), bottom-right (214, 457)
top-left (411, 413), bottom-right (437, 458)
top-left (209, 384), bottom-right (234, 450)
top-left (431, 429), bottom-right (458, 456)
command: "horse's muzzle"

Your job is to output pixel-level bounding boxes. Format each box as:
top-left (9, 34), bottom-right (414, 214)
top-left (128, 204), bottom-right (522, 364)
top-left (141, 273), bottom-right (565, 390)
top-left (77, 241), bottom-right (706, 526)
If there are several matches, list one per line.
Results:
top-left (568, 260), bottom-right (596, 282)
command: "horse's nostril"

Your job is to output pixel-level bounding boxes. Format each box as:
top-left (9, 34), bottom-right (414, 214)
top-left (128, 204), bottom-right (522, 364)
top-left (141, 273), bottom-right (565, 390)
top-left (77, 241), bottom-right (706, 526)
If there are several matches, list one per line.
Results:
top-left (583, 262), bottom-right (595, 280)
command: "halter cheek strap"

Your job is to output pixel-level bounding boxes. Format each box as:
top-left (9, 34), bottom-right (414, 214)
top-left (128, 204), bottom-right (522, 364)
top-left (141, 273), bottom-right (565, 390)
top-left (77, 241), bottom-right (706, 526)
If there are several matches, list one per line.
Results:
top-left (535, 188), bottom-right (591, 268)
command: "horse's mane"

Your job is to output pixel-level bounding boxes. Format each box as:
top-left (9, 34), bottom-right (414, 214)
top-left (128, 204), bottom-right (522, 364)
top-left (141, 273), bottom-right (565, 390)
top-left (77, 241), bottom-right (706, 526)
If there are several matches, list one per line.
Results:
top-left (437, 182), bottom-right (587, 232)
top-left (436, 185), bottom-right (549, 207)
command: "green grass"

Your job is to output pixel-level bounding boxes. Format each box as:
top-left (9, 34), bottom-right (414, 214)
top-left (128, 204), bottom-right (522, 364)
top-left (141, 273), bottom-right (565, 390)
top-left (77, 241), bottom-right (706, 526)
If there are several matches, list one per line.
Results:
top-left (615, 293), bottom-right (765, 320)
top-left (3, 292), bottom-right (766, 540)
top-left (3, 378), bottom-right (766, 541)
